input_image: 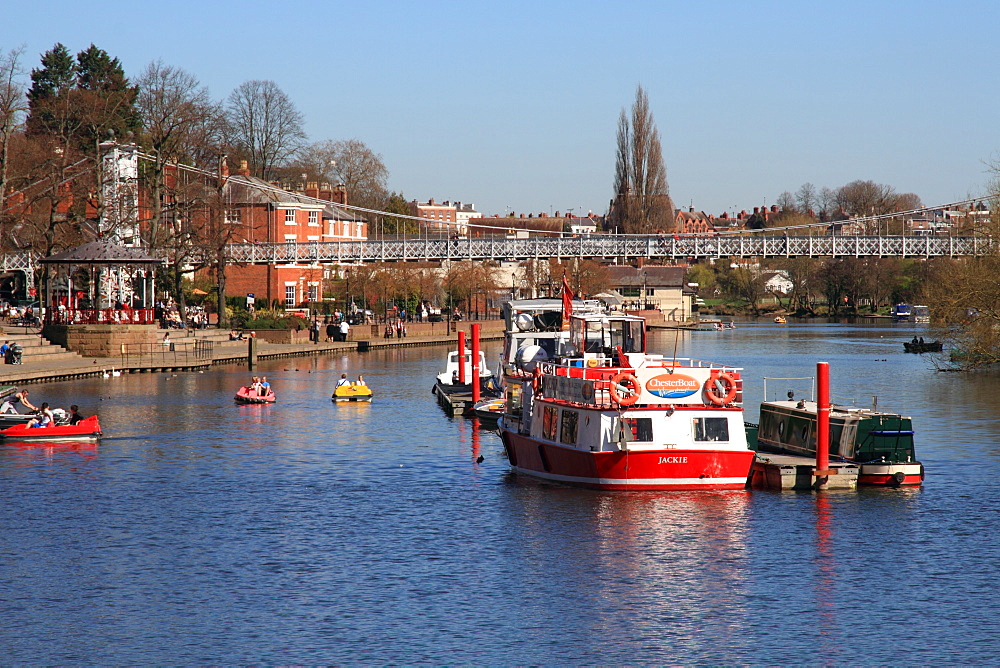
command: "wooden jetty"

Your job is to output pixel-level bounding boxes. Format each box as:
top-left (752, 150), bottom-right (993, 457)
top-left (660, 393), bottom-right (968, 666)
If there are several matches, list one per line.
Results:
top-left (749, 453), bottom-right (859, 491)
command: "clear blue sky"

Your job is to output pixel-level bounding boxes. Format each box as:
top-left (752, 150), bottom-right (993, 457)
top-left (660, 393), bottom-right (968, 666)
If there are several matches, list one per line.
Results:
top-left (5, 0), bottom-right (998, 217)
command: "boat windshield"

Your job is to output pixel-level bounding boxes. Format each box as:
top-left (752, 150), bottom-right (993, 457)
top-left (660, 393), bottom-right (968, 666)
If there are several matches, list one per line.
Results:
top-left (570, 317), bottom-right (645, 355)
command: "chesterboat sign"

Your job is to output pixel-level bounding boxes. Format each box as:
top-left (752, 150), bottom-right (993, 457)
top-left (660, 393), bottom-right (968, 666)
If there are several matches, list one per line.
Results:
top-left (646, 373), bottom-right (700, 399)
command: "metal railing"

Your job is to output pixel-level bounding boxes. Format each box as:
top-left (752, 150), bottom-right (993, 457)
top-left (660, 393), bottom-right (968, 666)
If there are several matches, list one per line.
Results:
top-left (119, 339), bottom-right (214, 365)
top-left (223, 234), bottom-right (988, 264)
top-left (49, 308), bottom-right (157, 325)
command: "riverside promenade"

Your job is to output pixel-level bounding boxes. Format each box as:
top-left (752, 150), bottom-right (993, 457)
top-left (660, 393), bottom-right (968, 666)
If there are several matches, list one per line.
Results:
top-left (0, 321), bottom-right (503, 387)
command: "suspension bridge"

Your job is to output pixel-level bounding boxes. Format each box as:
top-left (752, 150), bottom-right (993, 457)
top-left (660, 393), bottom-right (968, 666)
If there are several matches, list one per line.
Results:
top-left (223, 233), bottom-right (987, 265)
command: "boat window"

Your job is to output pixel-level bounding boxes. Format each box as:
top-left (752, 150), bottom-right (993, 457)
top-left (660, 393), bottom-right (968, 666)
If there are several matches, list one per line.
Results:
top-left (620, 417), bottom-right (653, 442)
top-left (694, 417), bottom-right (730, 442)
top-left (542, 405), bottom-right (558, 441)
top-left (560, 410), bottom-right (579, 445)
top-left (622, 320), bottom-right (644, 353)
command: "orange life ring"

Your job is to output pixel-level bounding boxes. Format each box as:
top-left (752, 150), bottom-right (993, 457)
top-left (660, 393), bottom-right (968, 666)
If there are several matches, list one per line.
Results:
top-left (532, 366), bottom-right (543, 393)
top-left (609, 373), bottom-right (640, 406)
top-left (704, 372), bottom-right (737, 405)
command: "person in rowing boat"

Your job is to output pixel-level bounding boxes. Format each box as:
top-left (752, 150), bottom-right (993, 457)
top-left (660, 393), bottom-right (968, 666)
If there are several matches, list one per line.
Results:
top-left (337, 373), bottom-right (351, 388)
top-left (356, 375), bottom-right (366, 386)
top-left (27, 402), bottom-right (53, 428)
top-left (0, 388), bottom-right (37, 414)
top-left (68, 405), bottom-right (85, 425)
top-left (260, 376), bottom-right (271, 396)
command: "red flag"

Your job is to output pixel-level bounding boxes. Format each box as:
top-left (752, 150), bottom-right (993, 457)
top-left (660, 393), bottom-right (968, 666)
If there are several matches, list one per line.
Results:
top-left (562, 274), bottom-right (573, 325)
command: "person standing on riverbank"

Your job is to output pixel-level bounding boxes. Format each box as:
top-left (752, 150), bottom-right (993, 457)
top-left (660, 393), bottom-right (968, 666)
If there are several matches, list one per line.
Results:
top-left (339, 319), bottom-right (350, 341)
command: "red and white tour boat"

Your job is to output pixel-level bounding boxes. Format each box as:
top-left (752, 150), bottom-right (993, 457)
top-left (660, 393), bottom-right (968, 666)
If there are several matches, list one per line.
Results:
top-left (499, 312), bottom-right (756, 490)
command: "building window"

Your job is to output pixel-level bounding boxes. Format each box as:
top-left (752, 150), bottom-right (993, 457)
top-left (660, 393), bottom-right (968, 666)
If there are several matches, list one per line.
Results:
top-left (307, 285), bottom-right (318, 302)
top-left (285, 285), bottom-right (296, 306)
top-left (225, 208), bottom-right (242, 225)
top-left (285, 209), bottom-right (296, 225)
top-left (308, 211), bottom-right (319, 226)
top-left (619, 288), bottom-right (640, 297)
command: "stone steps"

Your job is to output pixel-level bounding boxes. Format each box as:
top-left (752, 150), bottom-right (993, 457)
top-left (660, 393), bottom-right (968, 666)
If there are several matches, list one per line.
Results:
top-left (0, 333), bottom-right (90, 365)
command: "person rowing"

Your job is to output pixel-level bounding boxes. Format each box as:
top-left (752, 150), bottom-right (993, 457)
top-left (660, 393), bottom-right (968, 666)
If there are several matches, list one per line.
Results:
top-left (0, 389), bottom-right (38, 414)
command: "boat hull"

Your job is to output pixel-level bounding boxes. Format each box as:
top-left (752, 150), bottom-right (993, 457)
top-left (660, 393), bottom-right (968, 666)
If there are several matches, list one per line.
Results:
top-left (0, 415), bottom-right (102, 442)
top-left (501, 430), bottom-right (755, 490)
top-left (332, 387), bottom-right (373, 402)
top-left (235, 387), bottom-right (275, 404)
top-left (858, 461), bottom-right (924, 487)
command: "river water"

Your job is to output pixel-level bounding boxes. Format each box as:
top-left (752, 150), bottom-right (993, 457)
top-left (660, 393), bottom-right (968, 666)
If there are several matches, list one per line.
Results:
top-left (0, 320), bottom-right (997, 663)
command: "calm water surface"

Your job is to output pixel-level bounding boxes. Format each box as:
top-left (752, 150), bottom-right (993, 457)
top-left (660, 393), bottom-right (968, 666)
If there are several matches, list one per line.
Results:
top-left (0, 320), bottom-right (998, 663)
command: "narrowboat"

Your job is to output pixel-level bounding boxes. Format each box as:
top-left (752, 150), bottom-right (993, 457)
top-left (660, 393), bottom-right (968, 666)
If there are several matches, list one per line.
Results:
top-left (753, 388), bottom-right (923, 487)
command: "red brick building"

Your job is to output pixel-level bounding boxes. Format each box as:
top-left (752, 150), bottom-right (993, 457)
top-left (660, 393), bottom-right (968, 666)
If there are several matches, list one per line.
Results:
top-left (221, 161), bottom-right (367, 308)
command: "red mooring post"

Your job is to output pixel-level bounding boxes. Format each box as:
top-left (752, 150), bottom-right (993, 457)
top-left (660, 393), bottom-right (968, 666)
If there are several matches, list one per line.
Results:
top-left (471, 324), bottom-right (481, 402)
top-left (458, 330), bottom-right (467, 385)
top-left (816, 361), bottom-right (830, 478)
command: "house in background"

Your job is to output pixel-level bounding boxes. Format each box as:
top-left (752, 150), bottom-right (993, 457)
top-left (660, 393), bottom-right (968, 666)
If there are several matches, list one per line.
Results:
top-left (605, 265), bottom-right (695, 322)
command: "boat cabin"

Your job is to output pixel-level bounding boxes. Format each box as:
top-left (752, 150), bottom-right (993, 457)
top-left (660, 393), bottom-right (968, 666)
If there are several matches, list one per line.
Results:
top-left (564, 314), bottom-right (645, 361)
top-left (437, 350), bottom-right (493, 386)
top-left (500, 298), bottom-right (607, 377)
top-left (756, 399), bottom-right (916, 463)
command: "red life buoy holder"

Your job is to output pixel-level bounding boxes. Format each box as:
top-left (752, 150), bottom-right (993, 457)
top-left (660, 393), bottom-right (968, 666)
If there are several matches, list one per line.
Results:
top-left (609, 373), bottom-right (640, 406)
top-left (704, 372), bottom-right (737, 405)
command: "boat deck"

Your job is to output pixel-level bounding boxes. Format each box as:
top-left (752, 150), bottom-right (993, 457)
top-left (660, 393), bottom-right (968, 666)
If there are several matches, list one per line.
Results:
top-left (749, 453), bottom-right (859, 491)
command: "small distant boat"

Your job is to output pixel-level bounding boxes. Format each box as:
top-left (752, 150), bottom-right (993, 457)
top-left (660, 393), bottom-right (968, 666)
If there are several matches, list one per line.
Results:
top-left (235, 386), bottom-right (276, 404)
top-left (332, 383), bottom-right (373, 402)
top-left (903, 340), bottom-right (943, 353)
top-left (774, 316), bottom-right (787, 324)
top-left (470, 397), bottom-right (505, 425)
top-left (435, 349), bottom-right (494, 387)
top-left (0, 415), bottom-right (102, 442)
top-left (893, 304), bottom-right (930, 323)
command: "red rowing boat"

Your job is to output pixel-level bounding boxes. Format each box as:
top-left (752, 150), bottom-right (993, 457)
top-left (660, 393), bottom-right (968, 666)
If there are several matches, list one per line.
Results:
top-left (0, 415), bottom-right (102, 442)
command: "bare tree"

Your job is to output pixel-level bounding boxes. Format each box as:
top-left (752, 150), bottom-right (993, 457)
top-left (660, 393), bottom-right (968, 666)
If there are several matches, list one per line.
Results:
top-left (225, 80), bottom-right (306, 180)
top-left (293, 138), bottom-right (389, 210)
top-left (0, 45), bottom-right (27, 215)
top-left (136, 60), bottom-right (220, 253)
top-left (608, 85), bottom-right (674, 233)
top-left (795, 182), bottom-right (818, 214)
top-left (819, 186), bottom-right (838, 220)
top-left (776, 191), bottom-right (797, 212)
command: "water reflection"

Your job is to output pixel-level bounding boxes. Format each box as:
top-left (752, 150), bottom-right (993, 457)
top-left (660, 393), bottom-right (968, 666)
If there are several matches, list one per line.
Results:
top-left (506, 483), bottom-right (752, 659)
top-left (0, 440), bottom-right (100, 467)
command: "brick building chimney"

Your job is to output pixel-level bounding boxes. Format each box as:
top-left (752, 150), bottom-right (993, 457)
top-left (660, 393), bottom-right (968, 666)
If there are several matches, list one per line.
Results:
top-left (237, 160), bottom-right (250, 177)
top-left (332, 186), bottom-right (347, 206)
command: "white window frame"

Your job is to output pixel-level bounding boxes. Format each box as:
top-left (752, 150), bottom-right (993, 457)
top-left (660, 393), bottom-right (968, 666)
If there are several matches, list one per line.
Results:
top-left (308, 210), bottom-right (319, 226)
top-left (285, 209), bottom-right (297, 225)
top-left (285, 285), bottom-right (296, 306)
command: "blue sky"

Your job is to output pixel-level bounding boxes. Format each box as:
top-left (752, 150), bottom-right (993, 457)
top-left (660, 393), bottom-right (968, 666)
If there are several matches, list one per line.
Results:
top-left (5, 0), bottom-right (997, 217)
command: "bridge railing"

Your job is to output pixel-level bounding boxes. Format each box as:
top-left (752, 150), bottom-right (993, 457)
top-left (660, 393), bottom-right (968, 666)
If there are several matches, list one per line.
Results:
top-left (0, 234), bottom-right (990, 271)
top-left (224, 234), bottom-right (989, 263)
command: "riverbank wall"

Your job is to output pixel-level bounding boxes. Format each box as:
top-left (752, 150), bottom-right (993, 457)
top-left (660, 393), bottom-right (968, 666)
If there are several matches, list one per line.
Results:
top-left (0, 319), bottom-right (505, 386)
